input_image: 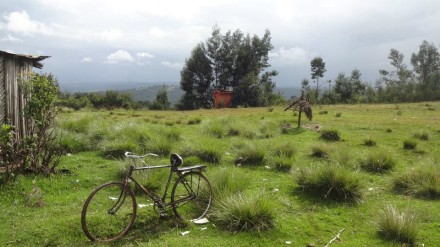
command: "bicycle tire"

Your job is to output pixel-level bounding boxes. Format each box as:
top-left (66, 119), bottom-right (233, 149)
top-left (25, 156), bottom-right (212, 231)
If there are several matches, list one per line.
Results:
top-left (171, 171), bottom-right (212, 221)
top-left (81, 182), bottom-right (136, 242)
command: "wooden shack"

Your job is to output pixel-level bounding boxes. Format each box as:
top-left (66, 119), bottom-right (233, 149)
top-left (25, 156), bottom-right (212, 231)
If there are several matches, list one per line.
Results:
top-left (213, 90), bottom-right (233, 108)
top-left (0, 50), bottom-right (49, 141)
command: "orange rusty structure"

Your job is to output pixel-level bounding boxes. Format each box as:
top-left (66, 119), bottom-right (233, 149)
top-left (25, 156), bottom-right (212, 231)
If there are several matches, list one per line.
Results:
top-left (213, 90), bottom-right (233, 108)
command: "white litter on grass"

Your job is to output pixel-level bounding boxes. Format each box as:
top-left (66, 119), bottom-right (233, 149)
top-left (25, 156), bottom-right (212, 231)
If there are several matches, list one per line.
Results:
top-left (273, 188), bottom-right (279, 192)
top-left (109, 197), bottom-right (118, 201)
top-left (368, 187), bottom-right (374, 191)
top-left (285, 241), bottom-right (292, 244)
top-left (265, 166), bottom-right (271, 169)
top-left (181, 231), bottom-right (190, 236)
top-left (75, 180), bottom-right (80, 183)
top-left (138, 203), bottom-right (154, 208)
top-left (263, 178), bottom-right (267, 181)
top-left (192, 218), bottom-right (210, 224)
top-left (200, 227), bottom-right (208, 231)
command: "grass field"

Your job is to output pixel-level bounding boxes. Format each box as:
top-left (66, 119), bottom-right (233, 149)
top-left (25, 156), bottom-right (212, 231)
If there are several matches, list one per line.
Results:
top-left (1, 102), bottom-right (440, 246)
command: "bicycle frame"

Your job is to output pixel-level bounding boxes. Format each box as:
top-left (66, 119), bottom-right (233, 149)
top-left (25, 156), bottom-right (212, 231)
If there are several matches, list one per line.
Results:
top-left (120, 158), bottom-right (196, 213)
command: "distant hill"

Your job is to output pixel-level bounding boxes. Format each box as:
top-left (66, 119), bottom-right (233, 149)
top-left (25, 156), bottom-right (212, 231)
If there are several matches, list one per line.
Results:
top-left (61, 82), bottom-right (302, 104)
top-left (121, 85), bottom-right (302, 104)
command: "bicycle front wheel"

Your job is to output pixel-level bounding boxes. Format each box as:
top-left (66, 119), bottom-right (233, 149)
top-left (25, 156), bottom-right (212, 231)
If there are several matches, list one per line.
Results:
top-left (171, 171), bottom-right (212, 221)
top-left (81, 182), bottom-right (136, 242)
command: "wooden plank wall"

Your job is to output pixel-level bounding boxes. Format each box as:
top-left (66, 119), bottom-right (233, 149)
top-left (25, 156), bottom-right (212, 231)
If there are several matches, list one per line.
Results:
top-left (0, 55), bottom-right (5, 125)
top-left (3, 56), bottom-right (33, 142)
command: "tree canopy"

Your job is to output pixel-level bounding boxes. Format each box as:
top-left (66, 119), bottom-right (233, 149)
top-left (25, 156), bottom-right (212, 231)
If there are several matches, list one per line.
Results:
top-left (178, 26), bottom-right (278, 109)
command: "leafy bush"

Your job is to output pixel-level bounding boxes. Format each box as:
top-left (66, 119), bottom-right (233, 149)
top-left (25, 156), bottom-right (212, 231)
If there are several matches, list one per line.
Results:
top-left (296, 165), bottom-right (363, 203)
top-left (393, 165), bottom-right (440, 199)
top-left (378, 204), bottom-right (417, 244)
top-left (212, 192), bottom-right (274, 232)
top-left (359, 151), bottom-right (396, 173)
top-left (320, 129), bottom-right (341, 141)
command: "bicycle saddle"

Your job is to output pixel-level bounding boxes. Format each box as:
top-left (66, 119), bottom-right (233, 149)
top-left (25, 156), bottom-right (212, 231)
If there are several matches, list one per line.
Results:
top-left (170, 153), bottom-right (183, 169)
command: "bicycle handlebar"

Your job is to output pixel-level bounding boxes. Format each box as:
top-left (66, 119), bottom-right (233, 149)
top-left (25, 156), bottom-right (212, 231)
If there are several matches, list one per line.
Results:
top-left (125, 152), bottom-right (158, 159)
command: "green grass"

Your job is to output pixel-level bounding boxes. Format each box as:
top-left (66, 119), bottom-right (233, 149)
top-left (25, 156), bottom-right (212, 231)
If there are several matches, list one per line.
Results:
top-left (1, 103), bottom-right (440, 246)
top-left (378, 204), bottom-right (418, 244)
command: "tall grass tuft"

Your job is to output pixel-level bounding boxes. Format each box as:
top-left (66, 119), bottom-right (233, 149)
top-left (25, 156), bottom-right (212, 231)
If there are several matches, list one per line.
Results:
top-left (363, 137), bottom-right (376, 147)
top-left (234, 143), bottom-right (266, 166)
top-left (403, 140), bottom-right (417, 150)
top-left (311, 143), bottom-right (331, 158)
top-left (393, 165), bottom-right (440, 199)
top-left (212, 192), bottom-right (275, 232)
top-left (296, 165), bottom-right (363, 203)
top-left (378, 204), bottom-right (418, 244)
top-left (413, 130), bottom-right (429, 141)
top-left (269, 157), bottom-right (292, 172)
top-left (207, 167), bottom-right (250, 199)
top-left (320, 129), bottom-right (341, 141)
top-left (273, 142), bottom-right (297, 158)
top-left (359, 151), bottom-right (396, 173)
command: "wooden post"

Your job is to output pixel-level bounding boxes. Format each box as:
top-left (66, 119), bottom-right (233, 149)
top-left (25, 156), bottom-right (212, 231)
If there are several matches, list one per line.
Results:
top-left (297, 90), bottom-right (304, 128)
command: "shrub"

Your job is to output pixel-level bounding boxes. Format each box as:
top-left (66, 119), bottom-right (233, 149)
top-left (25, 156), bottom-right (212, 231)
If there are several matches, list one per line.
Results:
top-left (320, 129), bottom-right (340, 141)
top-left (393, 165), bottom-right (440, 199)
top-left (212, 192), bottom-right (274, 232)
top-left (234, 143), bottom-right (266, 166)
top-left (319, 110), bottom-right (328, 114)
top-left (359, 151), bottom-right (396, 173)
top-left (403, 140), bottom-right (417, 150)
top-left (296, 165), bottom-right (363, 203)
top-left (378, 204), bottom-right (417, 244)
top-left (335, 112), bottom-right (342, 117)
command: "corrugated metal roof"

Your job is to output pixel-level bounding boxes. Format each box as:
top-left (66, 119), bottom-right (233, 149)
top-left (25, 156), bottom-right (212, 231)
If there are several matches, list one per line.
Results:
top-left (0, 50), bottom-right (50, 69)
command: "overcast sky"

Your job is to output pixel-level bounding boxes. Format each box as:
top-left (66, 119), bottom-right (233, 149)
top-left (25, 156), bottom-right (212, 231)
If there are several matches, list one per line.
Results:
top-left (1, 0), bottom-right (440, 91)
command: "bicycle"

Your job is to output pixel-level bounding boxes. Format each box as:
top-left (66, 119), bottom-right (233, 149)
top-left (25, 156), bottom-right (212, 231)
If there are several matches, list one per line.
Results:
top-left (81, 152), bottom-right (212, 242)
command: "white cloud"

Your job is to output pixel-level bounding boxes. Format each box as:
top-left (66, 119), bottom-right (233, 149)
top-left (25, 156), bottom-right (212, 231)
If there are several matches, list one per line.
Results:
top-left (136, 52), bottom-right (154, 58)
top-left (161, 61), bottom-right (183, 70)
top-left (269, 47), bottom-right (316, 65)
top-left (81, 57), bottom-right (92, 63)
top-left (96, 29), bottom-right (121, 41)
top-left (1, 11), bottom-right (53, 36)
top-left (0, 34), bottom-right (23, 42)
top-left (105, 50), bottom-right (134, 64)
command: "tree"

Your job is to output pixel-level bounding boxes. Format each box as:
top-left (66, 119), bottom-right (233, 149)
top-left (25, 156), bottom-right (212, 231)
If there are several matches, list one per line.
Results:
top-left (179, 26), bottom-right (277, 109)
top-left (310, 57), bottom-right (327, 99)
top-left (378, 49), bottom-right (415, 102)
top-left (150, 85), bottom-right (171, 110)
top-left (179, 43), bottom-right (213, 110)
top-left (333, 69), bottom-right (366, 103)
top-left (411, 40), bottom-right (440, 100)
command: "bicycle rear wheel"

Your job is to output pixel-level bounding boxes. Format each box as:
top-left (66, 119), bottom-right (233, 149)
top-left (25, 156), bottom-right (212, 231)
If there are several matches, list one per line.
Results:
top-left (81, 182), bottom-right (136, 242)
top-left (171, 171), bottom-right (212, 221)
